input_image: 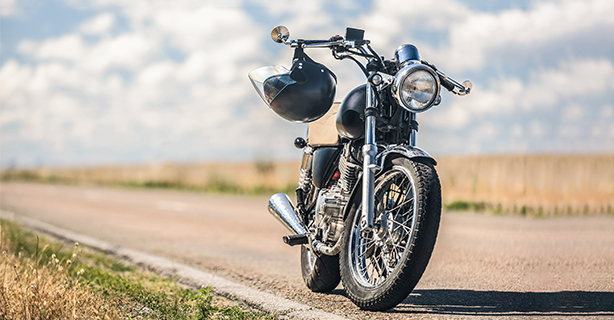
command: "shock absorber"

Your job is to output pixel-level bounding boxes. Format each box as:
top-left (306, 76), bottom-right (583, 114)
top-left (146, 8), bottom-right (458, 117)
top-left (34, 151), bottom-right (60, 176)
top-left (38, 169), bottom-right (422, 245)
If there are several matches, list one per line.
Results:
top-left (295, 143), bottom-right (314, 222)
top-left (298, 145), bottom-right (314, 192)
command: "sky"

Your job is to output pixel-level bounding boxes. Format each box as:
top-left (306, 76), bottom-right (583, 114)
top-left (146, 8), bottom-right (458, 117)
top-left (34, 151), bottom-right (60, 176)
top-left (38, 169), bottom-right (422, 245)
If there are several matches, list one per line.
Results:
top-left (1, 0), bottom-right (613, 168)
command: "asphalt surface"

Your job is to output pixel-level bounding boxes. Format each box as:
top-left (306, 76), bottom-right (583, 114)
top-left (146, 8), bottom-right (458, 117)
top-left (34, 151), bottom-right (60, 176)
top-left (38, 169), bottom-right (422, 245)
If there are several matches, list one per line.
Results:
top-left (1, 182), bottom-right (613, 319)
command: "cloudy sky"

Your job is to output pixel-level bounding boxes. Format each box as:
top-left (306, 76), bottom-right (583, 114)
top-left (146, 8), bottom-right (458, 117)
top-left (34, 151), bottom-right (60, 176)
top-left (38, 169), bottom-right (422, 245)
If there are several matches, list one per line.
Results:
top-left (1, 0), bottom-right (613, 168)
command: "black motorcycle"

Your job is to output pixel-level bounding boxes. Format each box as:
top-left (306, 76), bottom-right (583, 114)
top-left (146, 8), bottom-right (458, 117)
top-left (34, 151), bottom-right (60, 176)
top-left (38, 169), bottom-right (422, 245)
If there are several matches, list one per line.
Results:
top-left (248, 26), bottom-right (471, 311)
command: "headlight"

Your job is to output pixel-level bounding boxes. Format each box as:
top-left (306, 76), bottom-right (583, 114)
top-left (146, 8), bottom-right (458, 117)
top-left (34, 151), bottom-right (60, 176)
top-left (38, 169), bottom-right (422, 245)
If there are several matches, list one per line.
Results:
top-left (392, 64), bottom-right (440, 112)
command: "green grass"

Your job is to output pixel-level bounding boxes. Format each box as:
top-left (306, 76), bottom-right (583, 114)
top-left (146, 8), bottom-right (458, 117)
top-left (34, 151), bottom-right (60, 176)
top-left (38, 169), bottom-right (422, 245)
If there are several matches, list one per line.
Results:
top-left (444, 200), bottom-right (488, 212)
top-left (0, 218), bottom-right (276, 319)
top-left (1, 169), bottom-right (296, 196)
top-left (118, 179), bottom-right (296, 196)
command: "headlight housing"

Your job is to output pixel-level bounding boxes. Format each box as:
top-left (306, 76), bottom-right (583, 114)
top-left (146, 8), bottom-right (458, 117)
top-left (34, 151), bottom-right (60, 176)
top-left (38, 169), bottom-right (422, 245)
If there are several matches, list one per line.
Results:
top-left (391, 64), bottom-right (440, 112)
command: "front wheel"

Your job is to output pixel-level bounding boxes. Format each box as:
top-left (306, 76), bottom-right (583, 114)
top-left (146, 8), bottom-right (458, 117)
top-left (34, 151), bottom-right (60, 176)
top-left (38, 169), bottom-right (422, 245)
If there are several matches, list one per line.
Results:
top-left (339, 157), bottom-right (441, 311)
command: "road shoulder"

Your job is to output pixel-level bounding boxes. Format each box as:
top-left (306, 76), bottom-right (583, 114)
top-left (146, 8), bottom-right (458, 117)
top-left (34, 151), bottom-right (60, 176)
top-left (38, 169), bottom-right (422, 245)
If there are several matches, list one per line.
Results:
top-left (0, 210), bottom-right (348, 320)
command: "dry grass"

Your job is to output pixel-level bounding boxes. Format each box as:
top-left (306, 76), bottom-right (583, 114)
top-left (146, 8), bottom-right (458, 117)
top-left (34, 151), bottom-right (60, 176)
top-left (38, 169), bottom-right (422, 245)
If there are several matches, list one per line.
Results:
top-left (437, 154), bottom-right (614, 216)
top-left (0, 219), bottom-right (277, 320)
top-left (2, 154), bottom-right (613, 216)
top-left (0, 228), bottom-right (120, 319)
top-left (0, 160), bottom-right (297, 195)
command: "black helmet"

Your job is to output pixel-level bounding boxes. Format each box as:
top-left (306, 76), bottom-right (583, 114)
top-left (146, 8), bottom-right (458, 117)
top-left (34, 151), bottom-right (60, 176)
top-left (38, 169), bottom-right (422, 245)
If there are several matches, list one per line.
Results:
top-left (249, 51), bottom-right (336, 123)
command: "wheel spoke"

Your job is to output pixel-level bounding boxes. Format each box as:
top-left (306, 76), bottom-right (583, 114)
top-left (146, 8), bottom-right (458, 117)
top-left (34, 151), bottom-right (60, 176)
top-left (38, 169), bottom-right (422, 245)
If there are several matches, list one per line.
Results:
top-left (388, 197), bottom-right (414, 214)
top-left (390, 217), bottom-right (413, 233)
top-left (349, 166), bottom-right (422, 289)
top-left (357, 241), bottom-right (377, 258)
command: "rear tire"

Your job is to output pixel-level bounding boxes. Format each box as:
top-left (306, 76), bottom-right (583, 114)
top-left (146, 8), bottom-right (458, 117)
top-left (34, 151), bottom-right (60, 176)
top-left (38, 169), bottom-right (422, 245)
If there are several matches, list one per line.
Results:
top-left (301, 245), bottom-right (341, 292)
top-left (339, 157), bottom-right (441, 310)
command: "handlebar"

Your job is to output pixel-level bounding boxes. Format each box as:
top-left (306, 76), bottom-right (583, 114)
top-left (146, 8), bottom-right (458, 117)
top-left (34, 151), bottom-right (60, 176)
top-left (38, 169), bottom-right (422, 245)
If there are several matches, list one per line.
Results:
top-left (421, 60), bottom-right (472, 96)
top-left (273, 27), bottom-right (471, 96)
top-left (437, 71), bottom-right (472, 96)
top-left (281, 38), bottom-right (369, 49)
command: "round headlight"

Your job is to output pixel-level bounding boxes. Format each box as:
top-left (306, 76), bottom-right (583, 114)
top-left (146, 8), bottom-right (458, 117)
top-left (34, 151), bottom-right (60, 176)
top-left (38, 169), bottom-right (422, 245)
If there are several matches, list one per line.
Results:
top-left (392, 64), bottom-right (440, 112)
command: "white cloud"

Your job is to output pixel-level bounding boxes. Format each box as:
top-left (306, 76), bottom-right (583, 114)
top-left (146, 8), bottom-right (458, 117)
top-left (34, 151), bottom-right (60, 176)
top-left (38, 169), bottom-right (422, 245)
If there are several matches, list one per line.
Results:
top-left (602, 105), bottom-right (613, 118)
top-left (530, 120), bottom-right (544, 138)
top-left (18, 32), bottom-right (160, 73)
top-left (441, 0), bottom-right (614, 72)
top-left (19, 35), bottom-right (85, 61)
top-left (79, 12), bottom-right (115, 34)
top-left (562, 105), bottom-right (584, 122)
top-left (428, 58), bottom-right (614, 129)
top-left (511, 123), bottom-right (523, 138)
top-left (0, 0), bottom-right (16, 17)
top-left (2, 0), bottom-right (614, 166)
top-left (2, 1), bottom-right (311, 166)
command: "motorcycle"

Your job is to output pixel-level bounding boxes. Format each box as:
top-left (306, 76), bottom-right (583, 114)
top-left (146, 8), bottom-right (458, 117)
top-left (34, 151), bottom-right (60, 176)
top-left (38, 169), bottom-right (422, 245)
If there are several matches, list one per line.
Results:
top-left (248, 26), bottom-right (471, 311)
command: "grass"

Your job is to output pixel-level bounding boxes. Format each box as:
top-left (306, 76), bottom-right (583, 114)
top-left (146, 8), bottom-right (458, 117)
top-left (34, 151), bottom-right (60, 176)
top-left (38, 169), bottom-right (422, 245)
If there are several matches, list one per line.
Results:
top-left (118, 179), bottom-right (296, 196)
top-left (3, 154), bottom-right (614, 216)
top-left (444, 200), bottom-right (487, 212)
top-left (0, 218), bottom-right (276, 320)
top-left (0, 170), bottom-right (297, 196)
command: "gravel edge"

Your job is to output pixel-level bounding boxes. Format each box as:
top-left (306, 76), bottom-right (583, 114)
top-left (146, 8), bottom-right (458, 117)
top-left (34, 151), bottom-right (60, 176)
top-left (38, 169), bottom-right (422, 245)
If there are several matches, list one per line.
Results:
top-left (0, 210), bottom-right (348, 320)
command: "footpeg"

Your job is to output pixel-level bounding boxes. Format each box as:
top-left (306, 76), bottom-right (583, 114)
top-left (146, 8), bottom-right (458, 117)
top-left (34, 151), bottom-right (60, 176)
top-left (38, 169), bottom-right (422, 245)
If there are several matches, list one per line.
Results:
top-left (283, 234), bottom-right (309, 246)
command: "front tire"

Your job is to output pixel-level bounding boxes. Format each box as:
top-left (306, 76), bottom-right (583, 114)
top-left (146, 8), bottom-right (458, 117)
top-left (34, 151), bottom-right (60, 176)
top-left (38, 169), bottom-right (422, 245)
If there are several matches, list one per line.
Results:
top-left (300, 246), bottom-right (341, 292)
top-left (339, 157), bottom-right (441, 310)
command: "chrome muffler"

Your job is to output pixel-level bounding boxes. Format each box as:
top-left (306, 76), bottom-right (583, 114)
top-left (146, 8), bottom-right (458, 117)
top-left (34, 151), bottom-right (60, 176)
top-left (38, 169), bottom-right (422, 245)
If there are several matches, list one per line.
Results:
top-left (267, 193), bottom-right (309, 246)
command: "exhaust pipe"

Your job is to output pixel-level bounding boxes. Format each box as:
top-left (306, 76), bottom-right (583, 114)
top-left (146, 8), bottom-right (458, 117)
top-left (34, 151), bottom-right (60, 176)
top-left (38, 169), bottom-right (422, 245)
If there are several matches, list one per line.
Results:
top-left (268, 193), bottom-right (307, 235)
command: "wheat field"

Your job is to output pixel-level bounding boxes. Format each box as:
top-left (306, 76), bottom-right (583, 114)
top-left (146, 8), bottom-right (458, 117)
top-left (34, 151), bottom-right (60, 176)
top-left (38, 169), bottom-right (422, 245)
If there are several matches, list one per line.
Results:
top-left (2, 155), bottom-right (613, 216)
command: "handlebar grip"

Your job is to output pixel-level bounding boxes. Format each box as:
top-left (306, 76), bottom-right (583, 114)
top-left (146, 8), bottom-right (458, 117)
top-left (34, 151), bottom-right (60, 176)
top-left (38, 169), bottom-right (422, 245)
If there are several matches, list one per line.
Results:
top-left (303, 39), bottom-right (332, 44)
top-left (440, 77), bottom-right (455, 92)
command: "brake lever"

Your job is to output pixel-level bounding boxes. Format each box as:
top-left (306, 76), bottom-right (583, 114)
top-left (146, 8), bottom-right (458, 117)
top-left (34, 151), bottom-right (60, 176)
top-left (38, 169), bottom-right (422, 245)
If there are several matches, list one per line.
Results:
top-left (421, 60), bottom-right (471, 96)
top-left (441, 73), bottom-right (472, 96)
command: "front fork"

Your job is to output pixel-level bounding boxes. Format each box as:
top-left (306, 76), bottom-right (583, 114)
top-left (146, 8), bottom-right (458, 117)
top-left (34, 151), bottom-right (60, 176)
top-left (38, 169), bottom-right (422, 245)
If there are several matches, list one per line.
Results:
top-left (361, 81), bottom-right (418, 231)
top-left (361, 82), bottom-right (377, 231)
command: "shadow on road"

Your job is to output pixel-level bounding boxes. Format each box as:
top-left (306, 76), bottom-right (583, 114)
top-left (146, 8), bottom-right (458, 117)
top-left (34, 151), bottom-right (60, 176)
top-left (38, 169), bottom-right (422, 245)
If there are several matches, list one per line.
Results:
top-left (390, 289), bottom-right (614, 316)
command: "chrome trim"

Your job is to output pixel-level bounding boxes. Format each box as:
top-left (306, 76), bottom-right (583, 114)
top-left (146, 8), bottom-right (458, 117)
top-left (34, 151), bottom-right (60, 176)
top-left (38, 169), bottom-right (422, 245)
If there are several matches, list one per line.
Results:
top-left (298, 146), bottom-right (314, 191)
top-left (391, 64), bottom-right (441, 113)
top-left (362, 80), bottom-right (377, 231)
top-left (435, 70), bottom-right (472, 96)
top-left (302, 40), bottom-right (345, 48)
top-left (271, 26), bottom-right (290, 43)
top-left (409, 113), bottom-right (417, 147)
top-left (377, 145), bottom-right (436, 167)
top-left (349, 165), bottom-right (418, 288)
top-left (268, 193), bottom-right (308, 235)
top-left (312, 237), bottom-right (343, 256)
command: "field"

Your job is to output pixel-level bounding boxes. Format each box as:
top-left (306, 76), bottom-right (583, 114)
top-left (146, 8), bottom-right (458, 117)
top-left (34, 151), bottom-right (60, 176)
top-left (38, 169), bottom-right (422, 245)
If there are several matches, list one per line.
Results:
top-left (2, 154), bottom-right (613, 216)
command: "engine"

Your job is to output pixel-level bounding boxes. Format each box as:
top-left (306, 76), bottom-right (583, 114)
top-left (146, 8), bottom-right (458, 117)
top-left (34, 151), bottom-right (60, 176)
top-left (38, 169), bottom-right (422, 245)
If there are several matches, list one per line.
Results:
top-left (312, 144), bottom-right (361, 245)
top-left (313, 183), bottom-right (346, 244)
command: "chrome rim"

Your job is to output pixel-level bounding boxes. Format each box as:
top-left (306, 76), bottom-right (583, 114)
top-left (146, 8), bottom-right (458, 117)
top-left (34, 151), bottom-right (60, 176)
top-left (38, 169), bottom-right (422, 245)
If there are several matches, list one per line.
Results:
top-left (348, 165), bottom-right (417, 288)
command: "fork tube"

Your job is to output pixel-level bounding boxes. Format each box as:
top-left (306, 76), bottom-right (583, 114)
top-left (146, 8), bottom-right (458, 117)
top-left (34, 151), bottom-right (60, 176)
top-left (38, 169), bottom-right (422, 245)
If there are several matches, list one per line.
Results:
top-left (409, 112), bottom-right (417, 147)
top-left (362, 81), bottom-right (377, 231)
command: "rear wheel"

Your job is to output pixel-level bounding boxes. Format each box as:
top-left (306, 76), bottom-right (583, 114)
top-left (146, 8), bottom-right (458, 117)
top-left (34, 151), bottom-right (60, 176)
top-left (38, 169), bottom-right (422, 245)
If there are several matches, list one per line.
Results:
top-left (300, 246), bottom-right (341, 292)
top-left (339, 157), bottom-right (441, 310)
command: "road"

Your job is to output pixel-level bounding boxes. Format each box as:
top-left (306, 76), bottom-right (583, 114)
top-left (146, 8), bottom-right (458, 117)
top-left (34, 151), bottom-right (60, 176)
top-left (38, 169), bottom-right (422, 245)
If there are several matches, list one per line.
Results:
top-left (1, 182), bottom-right (613, 319)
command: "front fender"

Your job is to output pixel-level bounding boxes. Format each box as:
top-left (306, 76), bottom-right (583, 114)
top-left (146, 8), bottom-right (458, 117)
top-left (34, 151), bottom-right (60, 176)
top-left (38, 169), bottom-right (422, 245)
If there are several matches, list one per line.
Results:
top-left (341, 145), bottom-right (436, 221)
top-left (377, 145), bottom-right (437, 168)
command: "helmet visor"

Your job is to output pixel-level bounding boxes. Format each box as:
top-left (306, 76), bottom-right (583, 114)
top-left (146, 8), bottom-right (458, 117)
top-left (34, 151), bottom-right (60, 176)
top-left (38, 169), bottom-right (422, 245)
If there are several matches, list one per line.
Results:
top-left (248, 66), bottom-right (296, 106)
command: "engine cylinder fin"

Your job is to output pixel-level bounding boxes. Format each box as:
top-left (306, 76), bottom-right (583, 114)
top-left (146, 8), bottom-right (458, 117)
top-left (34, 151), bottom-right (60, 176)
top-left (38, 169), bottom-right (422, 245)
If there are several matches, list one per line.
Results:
top-left (338, 144), bottom-right (361, 194)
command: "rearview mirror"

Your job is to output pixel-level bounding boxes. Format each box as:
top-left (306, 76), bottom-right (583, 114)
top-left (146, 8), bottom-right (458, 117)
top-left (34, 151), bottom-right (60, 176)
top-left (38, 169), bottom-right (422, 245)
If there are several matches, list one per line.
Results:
top-left (462, 80), bottom-right (473, 92)
top-left (271, 26), bottom-right (289, 43)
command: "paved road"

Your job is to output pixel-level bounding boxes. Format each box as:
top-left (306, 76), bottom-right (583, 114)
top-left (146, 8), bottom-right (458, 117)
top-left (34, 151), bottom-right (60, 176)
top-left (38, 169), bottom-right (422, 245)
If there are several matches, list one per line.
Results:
top-left (1, 182), bottom-right (613, 319)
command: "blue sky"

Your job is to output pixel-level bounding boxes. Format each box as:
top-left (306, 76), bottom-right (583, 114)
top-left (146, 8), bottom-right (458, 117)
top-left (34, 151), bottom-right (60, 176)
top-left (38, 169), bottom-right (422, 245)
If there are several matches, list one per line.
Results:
top-left (1, 0), bottom-right (613, 168)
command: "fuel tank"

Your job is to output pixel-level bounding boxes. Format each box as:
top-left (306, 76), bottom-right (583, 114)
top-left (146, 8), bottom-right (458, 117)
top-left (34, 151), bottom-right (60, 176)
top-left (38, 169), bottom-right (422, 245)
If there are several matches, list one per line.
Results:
top-left (336, 84), bottom-right (366, 140)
